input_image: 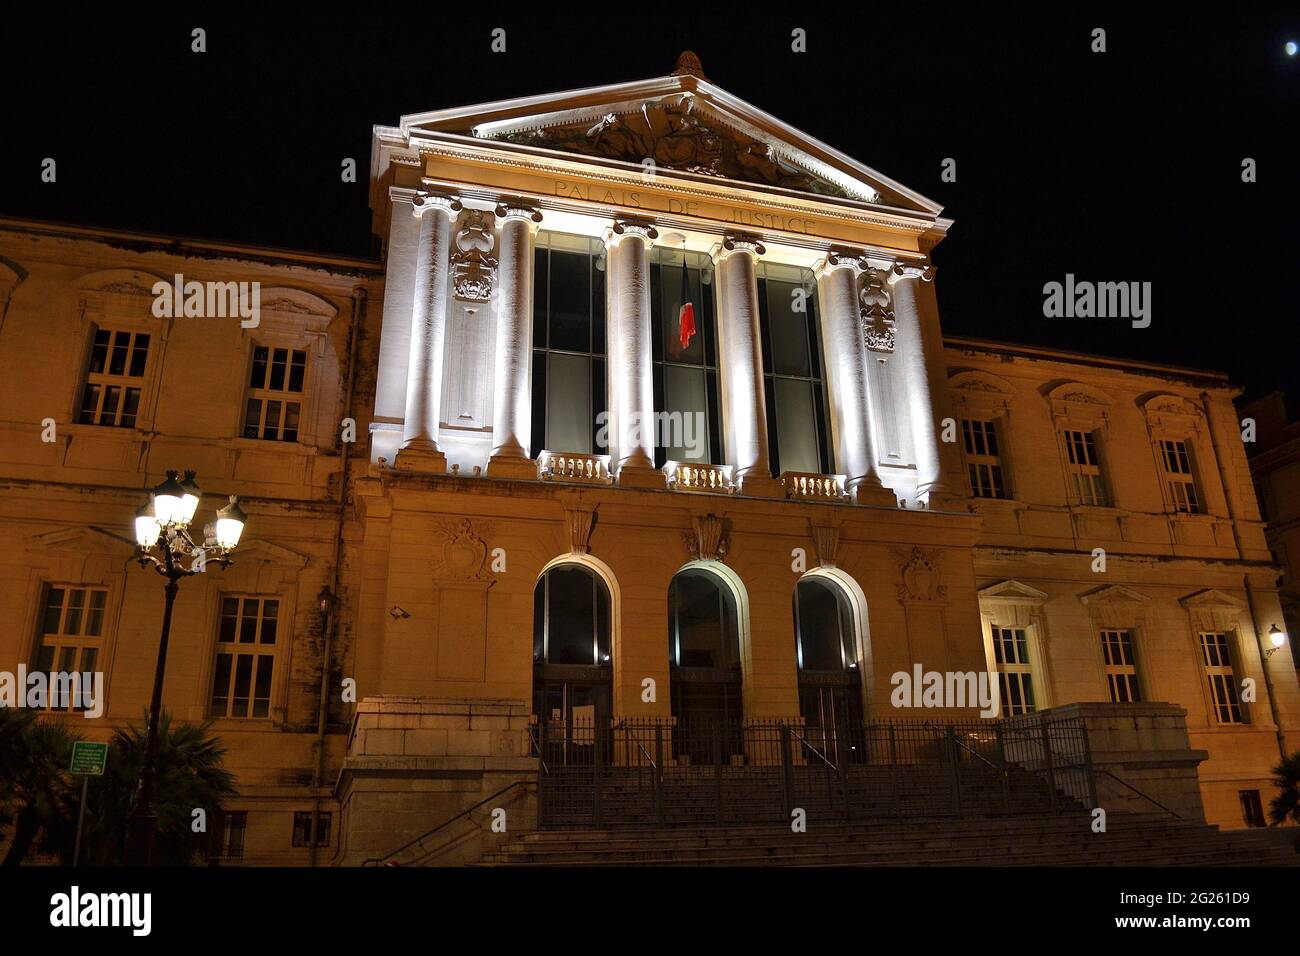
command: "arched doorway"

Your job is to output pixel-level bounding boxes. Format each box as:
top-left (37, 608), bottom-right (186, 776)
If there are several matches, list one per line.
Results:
top-left (793, 574), bottom-right (866, 763)
top-left (533, 562), bottom-right (613, 762)
top-left (668, 565), bottom-right (744, 761)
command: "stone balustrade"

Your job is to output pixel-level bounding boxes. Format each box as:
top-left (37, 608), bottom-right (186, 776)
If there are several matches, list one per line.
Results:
top-left (664, 461), bottom-right (736, 494)
top-left (538, 451), bottom-right (613, 484)
top-left (781, 471), bottom-right (849, 500)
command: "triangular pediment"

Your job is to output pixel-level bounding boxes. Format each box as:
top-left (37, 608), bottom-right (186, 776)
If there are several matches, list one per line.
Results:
top-left (979, 580), bottom-right (1049, 604)
top-left (1179, 588), bottom-right (1245, 610)
top-left (1079, 584), bottom-right (1150, 606)
top-left (27, 526), bottom-right (135, 554)
top-left (398, 66), bottom-right (940, 214)
top-left (233, 538), bottom-right (310, 569)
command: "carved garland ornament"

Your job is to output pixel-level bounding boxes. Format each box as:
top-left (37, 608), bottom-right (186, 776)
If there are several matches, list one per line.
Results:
top-left (859, 267), bottom-right (896, 352)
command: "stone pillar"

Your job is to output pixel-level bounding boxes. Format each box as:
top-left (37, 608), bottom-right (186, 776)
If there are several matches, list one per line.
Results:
top-left (815, 251), bottom-right (894, 505)
top-left (370, 187), bottom-right (423, 465)
top-left (604, 220), bottom-right (666, 488)
top-left (714, 235), bottom-right (782, 497)
top-left (890, 261), bottom-right (946, 507)
top-left (396, 191), bottom-right (460, 473)
top-left (488, 202), bottom-right (544, 479)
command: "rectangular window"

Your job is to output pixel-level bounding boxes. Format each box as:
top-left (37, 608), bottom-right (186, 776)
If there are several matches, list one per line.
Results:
top-left (992, 626), bottom-right (1035, 716)
top-left (962, 418), bottom-right (1008, 499)
top-left (1063, 429), bottom-right (1109, 506)
top-left (1200, 632), bottom-right (1243, 723)
top-left (214, 811), bottom-right (247, 860)
top-left (650, 248), bottom-right (721, 466)
top-left (529, 234), bottom-right (606, 458)
top-left (31, 585), bottom-right (108, 712)
top-left (292, 811), bottom-right (331, 847)
top-left (1239, 790), bottom-right (1265, 828)
top-left (78, 329), bottom-right (149, 428)
top-left (210, 597), bottom-right (279, 719)
top-left (242, 346), bottom-right (306, 441)
top-left (758, 263), bottom-right (831, 476)
top-left (1100, 629), bottom-right (1141, 703)
top-left (1159, 439), bottom-right (1201, 513)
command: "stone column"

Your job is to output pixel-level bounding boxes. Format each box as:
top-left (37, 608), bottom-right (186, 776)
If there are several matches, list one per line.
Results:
top-left (488, 202), bottom-right (544, 479)
top-left (890, 261), bottom-right (946, 506)
top-left (713, 235), bottom-right (782, 497)
top-left (815, 251), bottom-right (894, 505)
top-left (370, 186), bottom-right (423, 466)
top-left (396, 191), bottom-right (461, 473)
top-left (604, 220), bottom-right (665, 488)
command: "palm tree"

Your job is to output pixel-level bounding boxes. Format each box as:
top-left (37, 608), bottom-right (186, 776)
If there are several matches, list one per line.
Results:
top-left (0, 707), bottom-right (82, 866)
top-left (1268, 751), bottom-right (1300, 831)
top-left (77, 711), bottom-right (237, 866)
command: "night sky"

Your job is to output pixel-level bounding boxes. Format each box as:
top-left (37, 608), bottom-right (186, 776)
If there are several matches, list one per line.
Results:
top-left (3, 5), bottom-right (1296, 404)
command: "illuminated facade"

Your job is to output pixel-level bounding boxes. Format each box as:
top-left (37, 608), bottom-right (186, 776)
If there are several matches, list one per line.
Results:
top-left (0, 54), bottom-right (1295, 865)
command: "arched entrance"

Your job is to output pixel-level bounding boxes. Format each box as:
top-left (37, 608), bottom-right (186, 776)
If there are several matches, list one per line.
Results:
top-left (793, 573), bottom-right (867, 763)
top-left (533, 560), bottom-right (613, 762)
top-left (668, 563), bottom-right (745, 761)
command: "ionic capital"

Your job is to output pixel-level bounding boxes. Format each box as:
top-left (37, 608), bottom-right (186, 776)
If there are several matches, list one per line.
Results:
top-left (495, 201), bottom-right (544, 226)
top-left (713, 233), bottom-right (766, 264)
top-left (890, 260), bottom-right (936, 282)
top-left (410, 191), bottom-right (463, 218)
top-left (604, 219), bottom-right (659, 247)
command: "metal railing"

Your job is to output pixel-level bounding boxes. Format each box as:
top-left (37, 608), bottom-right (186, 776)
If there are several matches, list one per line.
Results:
top-left (533, 715), bottom-right (1095, 828)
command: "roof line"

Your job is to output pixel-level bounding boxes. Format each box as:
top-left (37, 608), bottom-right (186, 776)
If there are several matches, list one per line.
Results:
top-left (0, 216), bottom-right (381, 273)
top-left (944, 334), bottom-right (1231, 384)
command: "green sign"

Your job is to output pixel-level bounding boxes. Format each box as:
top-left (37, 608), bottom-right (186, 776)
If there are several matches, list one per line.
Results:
top-left (70, 741), bottom-right (108, 776)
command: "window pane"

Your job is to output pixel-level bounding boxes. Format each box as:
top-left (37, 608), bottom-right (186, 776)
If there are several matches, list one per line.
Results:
top-left (546, 353), bottom-right (591, 454)
top-left (99, 386), bottom-right (120, 425)
top-left (269, 348), bottom-right (287, 390)
top-left (260, 601), bottom-right (278, 645)
top-left (210, 654), bottom-right (232, 716)
top-left (766, 280), bottom-right (811, 377)
top-left (774, 378), bottom-right (820, 474)
top-left (43, 588), bottom-right (65, 634)
top-left (129, 335), bottom-right (150, 376)
top-left (262, 400), bottom-right (281, 440)
top-left (283, 403), bottom-right (300, 442)
top-left (89, 330), bottom-right (110, 374)
top-left (109, 333), bottom-right (129, 375)
top-left (65, 589), bottom-right (85, 636)
top-left (253, 657), bottom-right (273, 718)
top-left (85, 590), bottom-right (107, 636)
top-left (796, 579), bottom-right (848, 672)
top-left (250, 347), bottom-right (268, 389)
top-left (78, 384), bottom-right (100, 424)
top-left (239, 602), bottom-right (259, 643)
top-left (544, 567), bottom-right (597, 665)
top-left (548, 251), bottom-right (591, 352)
top-left (288, 351), bottom-right (306, 392)
top-left (662, 365), bottom-right (710, 463)
top-left (232, 655), bottom-right (253, 716)
top-left (121, 388), bottom-right (141, 428)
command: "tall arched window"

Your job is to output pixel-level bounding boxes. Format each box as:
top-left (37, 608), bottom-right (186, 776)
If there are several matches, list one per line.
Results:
top-left (668, 567), bottom-right (743, 759)
top-left (533, 564), bottom-right (612, 740)
top-left (793, 576), bottom-right (864, 761)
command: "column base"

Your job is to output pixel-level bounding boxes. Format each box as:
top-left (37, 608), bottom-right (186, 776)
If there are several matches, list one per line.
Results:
top-left (394, 445), bottom-right (448, 474)
top-left (850, 476), bottom-right (898, 507)
top-left (487, 454), bottom-right (540, 480)
top-left (616, 463), bottom-right (668, 489)
top-left (736, 474), bottom-right (785, 498)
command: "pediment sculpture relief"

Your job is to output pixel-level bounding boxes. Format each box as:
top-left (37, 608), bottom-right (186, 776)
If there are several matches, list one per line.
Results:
top-left (494, 96), bottom-right (851, 199)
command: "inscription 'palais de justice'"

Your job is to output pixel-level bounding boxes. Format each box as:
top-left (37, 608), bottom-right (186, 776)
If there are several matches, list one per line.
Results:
top-left (550, 179), bottom-right (822, 235)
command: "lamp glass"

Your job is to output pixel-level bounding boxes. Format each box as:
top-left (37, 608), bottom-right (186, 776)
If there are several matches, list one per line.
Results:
top-left (1269, 625), bottom-right (1286, 649)
top-left (135, 512), bottom-right (161, 548)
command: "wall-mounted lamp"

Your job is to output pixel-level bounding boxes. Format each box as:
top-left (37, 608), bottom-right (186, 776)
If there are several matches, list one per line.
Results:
top-left (1265, 624), bottom-right (1287, 659)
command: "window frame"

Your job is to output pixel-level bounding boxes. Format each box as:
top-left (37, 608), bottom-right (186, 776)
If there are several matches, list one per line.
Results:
top-left (29, 583), bottom-right (110, 712)
top-left (1061, 427), bottom-right (1111, 507)
top-left (1199, 630), bottom-right (1245, 724)
top-left (1099, 628), bottom-right (1143, 703)
top-left (1157, 437), bottom-right (1203, 515)
top-left (961, 417), bottom-right (1010, 499)
top-left (76, 326), bottom-right (152, 429)
top-left (242, 343), bottom-right (309, 443)
top-left (208, 594), bottom-right (283, 720)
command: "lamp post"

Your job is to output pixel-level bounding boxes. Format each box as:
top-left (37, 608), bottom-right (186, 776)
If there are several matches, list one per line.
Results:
top-left (125, 469), bottom-right (245, 866)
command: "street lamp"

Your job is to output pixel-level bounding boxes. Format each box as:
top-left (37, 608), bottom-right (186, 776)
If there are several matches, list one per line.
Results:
top-left (1265, 624), bottom-right (1287, 660)
top-left (125, 470), bottom-right (245, 865)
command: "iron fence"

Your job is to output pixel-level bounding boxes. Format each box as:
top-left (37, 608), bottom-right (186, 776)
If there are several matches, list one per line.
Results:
top-left (532, 714), bottom-right (1095, 829)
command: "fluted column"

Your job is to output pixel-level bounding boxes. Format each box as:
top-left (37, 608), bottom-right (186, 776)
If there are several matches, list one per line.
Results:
top-left (396, 191), bottom-right (460, 472)
top-left (815, 251), bottom-right (894, 505)
top-left (488, 201), bottom-right (544, 479)
top-left (603, 220), bottom-right (665, 487)
top-left (889, 261), bottom-right (945, 506)
top-left (714, 234), bottom-right (781, 496)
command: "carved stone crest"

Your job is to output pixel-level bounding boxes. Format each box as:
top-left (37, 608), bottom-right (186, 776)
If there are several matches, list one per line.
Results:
top-left (859, 268), bottom-right (895, 352)
top-left (896, 547), bottom-right (947, 603)
top-left (433, 518), bottom-right (490, 581)
top-left (683, 514), bottom-right (728, 562)
top-left (451, 210), bottom-right (497, 302)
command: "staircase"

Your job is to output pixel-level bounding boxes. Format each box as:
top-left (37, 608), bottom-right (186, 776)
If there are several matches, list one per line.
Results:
top-left (477, 814), bottom-right (1300, 867)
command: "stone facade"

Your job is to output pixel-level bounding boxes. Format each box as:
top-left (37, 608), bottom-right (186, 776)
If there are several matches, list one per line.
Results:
top-left (0, 58), bottom-right (1296, 865)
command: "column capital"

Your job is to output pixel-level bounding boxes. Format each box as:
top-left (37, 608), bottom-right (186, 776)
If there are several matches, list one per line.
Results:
top-left (410, 190), bottom-right (463, 218)
top-left (890, 259), bottom-right (936, 282)
top-left (815, 248), bottom-right (870, 278)
top-left (604, 219), bottom-right (659, 246)
top-left (495, 201), bottom-right (544, 225)
top-left (712, 233), bottom-right (766, 264)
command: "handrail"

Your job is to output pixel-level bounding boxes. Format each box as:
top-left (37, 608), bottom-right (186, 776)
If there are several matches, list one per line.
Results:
top-left (362, 778), bottom-right (533, 866)
top-left (1094, 769), bottom-right (1182, 819)
top-left (790, 729), bottom-right (837, 771)
top-left (928, 723), bottom-right (1005, 776)
top-left (616, 720), bottom-right (657, 771)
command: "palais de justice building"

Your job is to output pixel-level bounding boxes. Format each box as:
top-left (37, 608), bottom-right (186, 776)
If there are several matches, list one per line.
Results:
top-left (0, 55), bottom-right (1296, 864)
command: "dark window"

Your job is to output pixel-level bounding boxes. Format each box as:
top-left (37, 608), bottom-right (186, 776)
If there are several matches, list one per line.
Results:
top-left (211, 597), bottom-right (278, 718)
top-left (292, 811), bottom-right (331, 847)
top-left (793, 577), bottom-right (856, 672)
top-left (758, 265), bottom-right (831, 476)
top-left (650, 249), bottom-right (721, 466)
top-left (78, 329), bottom-right (149, 428)
top-left (1239, 789), bottom-right (1266, 827)
top-left (243, 346), bottom-right (306, 441)
top-left (533, 565), bottom-right (611, 666)
top-left (529, 234), bottom-right (606, 458)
